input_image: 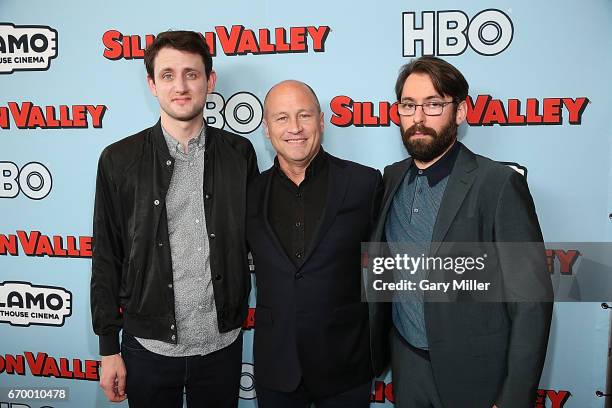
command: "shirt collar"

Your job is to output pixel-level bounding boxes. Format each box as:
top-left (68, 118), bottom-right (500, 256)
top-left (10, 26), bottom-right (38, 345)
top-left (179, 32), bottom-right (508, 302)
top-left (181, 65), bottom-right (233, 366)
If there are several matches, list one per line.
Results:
top-left (162, 124), bottom-right (206, 157)
top-left (411, 141), bottom-right (460, 187)
top-left (274, 146), bottom-right (327, 183)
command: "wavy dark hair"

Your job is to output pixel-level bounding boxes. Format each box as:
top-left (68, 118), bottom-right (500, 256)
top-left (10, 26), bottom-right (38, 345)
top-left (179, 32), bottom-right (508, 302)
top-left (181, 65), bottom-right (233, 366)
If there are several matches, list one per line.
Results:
top-left (395, 56), bottom-right (469, 103)
top-left (144, 30), bottom-right (213, 80)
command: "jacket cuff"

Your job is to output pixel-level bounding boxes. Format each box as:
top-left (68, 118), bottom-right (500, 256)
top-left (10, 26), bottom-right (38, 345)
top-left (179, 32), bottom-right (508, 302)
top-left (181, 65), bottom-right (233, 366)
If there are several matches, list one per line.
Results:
top-left (99, 332), bottom-right (120, 356)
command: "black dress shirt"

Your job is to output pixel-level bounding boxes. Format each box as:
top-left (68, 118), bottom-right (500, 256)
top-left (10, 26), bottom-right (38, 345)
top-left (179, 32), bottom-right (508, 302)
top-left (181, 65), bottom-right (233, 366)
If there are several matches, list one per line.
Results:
top-left (269, 148), bottom-right (329, 266)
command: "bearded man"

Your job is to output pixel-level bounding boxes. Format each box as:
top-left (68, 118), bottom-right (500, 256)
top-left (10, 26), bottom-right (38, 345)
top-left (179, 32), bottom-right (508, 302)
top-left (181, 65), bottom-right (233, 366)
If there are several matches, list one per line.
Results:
top-left (367, 56), bottom-right (553, 408)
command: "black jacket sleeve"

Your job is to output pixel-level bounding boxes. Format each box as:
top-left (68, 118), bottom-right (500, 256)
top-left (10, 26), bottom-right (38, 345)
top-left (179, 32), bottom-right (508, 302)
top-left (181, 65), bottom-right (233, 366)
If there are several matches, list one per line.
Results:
top-left (90, 148), bottom-right (125, 356)
top-left (494, 171), bottom-right (554, 407)
top-left (245, 140), bottom-right (260, 184)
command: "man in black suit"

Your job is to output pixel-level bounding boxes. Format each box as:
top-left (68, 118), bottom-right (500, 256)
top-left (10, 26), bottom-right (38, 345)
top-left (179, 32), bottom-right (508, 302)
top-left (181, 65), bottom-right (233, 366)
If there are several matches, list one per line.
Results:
top-left (247, 80), bottom-right (382, 407)
top-left (367, 57), bottom-right (553, 408)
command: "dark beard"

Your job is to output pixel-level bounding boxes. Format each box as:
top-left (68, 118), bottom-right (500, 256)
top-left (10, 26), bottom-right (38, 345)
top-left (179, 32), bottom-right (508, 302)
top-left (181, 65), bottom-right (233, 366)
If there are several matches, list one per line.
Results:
top-left (401, 118), bottom-right (457, 162)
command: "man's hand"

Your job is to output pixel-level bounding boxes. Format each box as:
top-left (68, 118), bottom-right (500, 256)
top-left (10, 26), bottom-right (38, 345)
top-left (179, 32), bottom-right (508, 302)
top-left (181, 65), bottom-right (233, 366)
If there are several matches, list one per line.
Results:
top-left (100, 353), bottom-right (127, 402)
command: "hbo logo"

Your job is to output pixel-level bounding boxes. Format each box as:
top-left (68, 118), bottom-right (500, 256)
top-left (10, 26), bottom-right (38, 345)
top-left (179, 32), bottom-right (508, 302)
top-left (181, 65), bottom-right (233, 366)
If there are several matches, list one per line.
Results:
top-left (403, 9), bottom-right (514, 56)
top-left (0, 161), bottom-right (52, 200)
top-left (205, 92), bottom-right (263, 134)
top-left (239, 363), bottom-right (256, 400)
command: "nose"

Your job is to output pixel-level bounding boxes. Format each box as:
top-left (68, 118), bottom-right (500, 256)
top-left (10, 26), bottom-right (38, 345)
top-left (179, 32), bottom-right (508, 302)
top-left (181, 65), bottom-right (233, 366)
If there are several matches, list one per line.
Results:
top-left (412, 105), bottom-right (426, 124)
top-left (287, 115), bottom-right (302, 134)
top-left (174, 76), bottom-right (187, 93)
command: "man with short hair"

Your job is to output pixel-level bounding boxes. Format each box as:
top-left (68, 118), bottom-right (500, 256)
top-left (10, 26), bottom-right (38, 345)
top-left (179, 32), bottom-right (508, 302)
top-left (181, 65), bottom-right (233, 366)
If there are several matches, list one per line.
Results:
top-left (247, 80), bottom-right (382, 407)
top-left (90, 30), bottom-right (258, 407)
top-left (367, 56), bottom-right (553, 408)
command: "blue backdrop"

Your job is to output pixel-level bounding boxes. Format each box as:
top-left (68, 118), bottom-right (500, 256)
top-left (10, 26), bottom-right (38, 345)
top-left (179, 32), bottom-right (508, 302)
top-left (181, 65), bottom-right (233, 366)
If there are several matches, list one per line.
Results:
top-left (1, 1), bottom-right (611, 407)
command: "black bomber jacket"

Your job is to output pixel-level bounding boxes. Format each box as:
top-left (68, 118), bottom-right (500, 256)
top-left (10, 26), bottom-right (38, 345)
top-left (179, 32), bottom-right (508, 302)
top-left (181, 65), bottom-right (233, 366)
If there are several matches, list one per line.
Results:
top-left (90, 120), bottom-right (259, 356)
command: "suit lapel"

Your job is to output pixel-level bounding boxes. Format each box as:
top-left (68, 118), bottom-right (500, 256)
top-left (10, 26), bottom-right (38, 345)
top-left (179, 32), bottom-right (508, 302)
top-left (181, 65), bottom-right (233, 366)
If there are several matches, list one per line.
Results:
top-left (261, 169), bottom-right (295, 269)
top-left (430, 145), bottom-right (478, 255)
top-left (375, 158), bottom-right (412, 241)
top-left (299, 155), bottom-right (350, 268)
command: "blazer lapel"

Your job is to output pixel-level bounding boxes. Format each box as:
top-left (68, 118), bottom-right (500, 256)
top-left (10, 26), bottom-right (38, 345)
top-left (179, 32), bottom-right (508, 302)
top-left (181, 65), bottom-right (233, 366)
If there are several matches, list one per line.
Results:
top-left (430, 144), bottom-right (478, 255)
top-left (261, 169), bottom-right (295, 269)
top-left (299, 155), bottom-right (350, 268)
top-left (374, 158), bottom-right (412, 241)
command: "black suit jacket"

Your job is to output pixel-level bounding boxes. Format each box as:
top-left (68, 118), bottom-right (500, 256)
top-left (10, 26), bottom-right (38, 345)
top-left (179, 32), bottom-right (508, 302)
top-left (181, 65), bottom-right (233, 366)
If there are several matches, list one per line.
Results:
top-left (247, 151), bottom-right (382, 397)
top-left (367, 143), bottom-right (553, 408)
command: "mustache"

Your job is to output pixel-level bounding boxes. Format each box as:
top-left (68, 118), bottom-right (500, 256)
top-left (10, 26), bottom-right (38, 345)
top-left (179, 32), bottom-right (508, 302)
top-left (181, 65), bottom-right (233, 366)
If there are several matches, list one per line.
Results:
top-left (403, 123), bottom-right (438, 139)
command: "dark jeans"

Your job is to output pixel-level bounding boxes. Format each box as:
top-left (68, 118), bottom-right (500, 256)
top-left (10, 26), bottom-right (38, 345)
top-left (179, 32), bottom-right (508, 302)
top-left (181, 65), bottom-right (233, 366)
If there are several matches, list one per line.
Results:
top-left (121, 333), bottom-right (243, 408)
top-left (256, 380), bottom-right (372, 408)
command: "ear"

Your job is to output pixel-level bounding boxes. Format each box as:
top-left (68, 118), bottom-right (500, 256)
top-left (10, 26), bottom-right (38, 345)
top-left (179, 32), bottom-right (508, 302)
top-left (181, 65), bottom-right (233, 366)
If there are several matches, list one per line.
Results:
top-left (147, 75), bottom-right (158, 97)
top-left (455, 99), bottom-right (467, 125)
top-left (207, 70), bottom-right (217, 94)
top-left (319, 110), bottom-right (325, 133)
top-left (262, 118), bottom-right (270, 140)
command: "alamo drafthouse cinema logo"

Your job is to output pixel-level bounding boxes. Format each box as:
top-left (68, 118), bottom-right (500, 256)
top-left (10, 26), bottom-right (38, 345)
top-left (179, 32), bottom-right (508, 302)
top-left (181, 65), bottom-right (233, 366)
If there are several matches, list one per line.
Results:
top-left (0, 281), bottom-right (72, 327)
top-left (0, 23), bottom-right (58, 74)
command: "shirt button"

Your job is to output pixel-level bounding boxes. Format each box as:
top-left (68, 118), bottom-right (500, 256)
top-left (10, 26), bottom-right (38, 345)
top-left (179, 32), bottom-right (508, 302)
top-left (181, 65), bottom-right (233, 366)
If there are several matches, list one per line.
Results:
top-left (154, 199), bottom-right (160, 206)
top-left (170, 324), bottom-right (175, 330)
top-left (296, 192), bottom-right (302, 198)
top-left (215, 274), bottom-right (222, 281)
top-left (157, 242), bottom-right (163, 247)
top-left (171, 334), bottom-right (176, 340)
top-left (166, 160), bottom-right (172, 166)
top-left (295, 221), bottom-right (301, 227)
top-left (295, 251), bottom-right (303, 259)
top-left (205, 193), bottom-right (212, 200)
top-left (209, 233), bottom-right (216, 239)
top-left (418, 170), bottom-right (423, 175)
top-left (418, 188), bottom-right (423, 194)
top-left (195, 219), bottom-right (200, 223)
top-left (197, 247), bottom-right (202, 251)
top-left (168, 284), bottom-right (173, 289)
top-left (413, 208), bottom-right (419, 213)
top-left (295, 272), bottom-right (303, 280)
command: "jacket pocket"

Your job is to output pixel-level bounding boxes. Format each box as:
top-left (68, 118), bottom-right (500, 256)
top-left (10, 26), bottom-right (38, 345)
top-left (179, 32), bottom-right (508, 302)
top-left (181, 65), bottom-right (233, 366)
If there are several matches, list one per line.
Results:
top-left (331, 302), bottom-right (368, 325)
top-left (123, 263), bottom-right (144, 314)
top-left (255, 305), bottom-right (273, 327)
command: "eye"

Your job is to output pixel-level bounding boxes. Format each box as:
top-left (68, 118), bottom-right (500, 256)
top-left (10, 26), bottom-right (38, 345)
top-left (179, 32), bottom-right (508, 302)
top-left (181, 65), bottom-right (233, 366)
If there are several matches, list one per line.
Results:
top-left (401, 102), bottom-right (416, 110)
top-left (186, 71), bottom-right (198, 80)
top-left (161, 72), bottom-right (173, 81)
top-left (298, 113), bottom-right (312, 120)
top-left (275, 116), bottom-right (288, 123)
top-left (426, 101), bottom-right (444, 108)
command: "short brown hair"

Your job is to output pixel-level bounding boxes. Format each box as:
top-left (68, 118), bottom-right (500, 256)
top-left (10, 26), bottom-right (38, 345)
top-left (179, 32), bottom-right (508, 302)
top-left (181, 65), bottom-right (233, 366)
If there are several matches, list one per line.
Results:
top-left (395, 56), bottom-right (469, 102)
top-left (144, 30), bottom-right (213, 80)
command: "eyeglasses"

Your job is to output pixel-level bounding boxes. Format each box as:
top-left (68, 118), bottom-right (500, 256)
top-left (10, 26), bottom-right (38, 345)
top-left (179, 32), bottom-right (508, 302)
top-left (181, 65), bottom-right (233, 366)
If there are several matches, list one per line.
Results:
top-left (397, 101), bottom-right (456, 116)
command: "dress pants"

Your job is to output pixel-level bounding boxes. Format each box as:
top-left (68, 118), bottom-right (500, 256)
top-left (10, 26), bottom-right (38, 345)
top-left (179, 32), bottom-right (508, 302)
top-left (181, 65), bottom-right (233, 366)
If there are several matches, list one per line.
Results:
top-left (256, 380), bottom-right (372, 408)
top-left (391, 328), bottom-right (444, 408)
top-left (121, 333), bottom-right (243, 408)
